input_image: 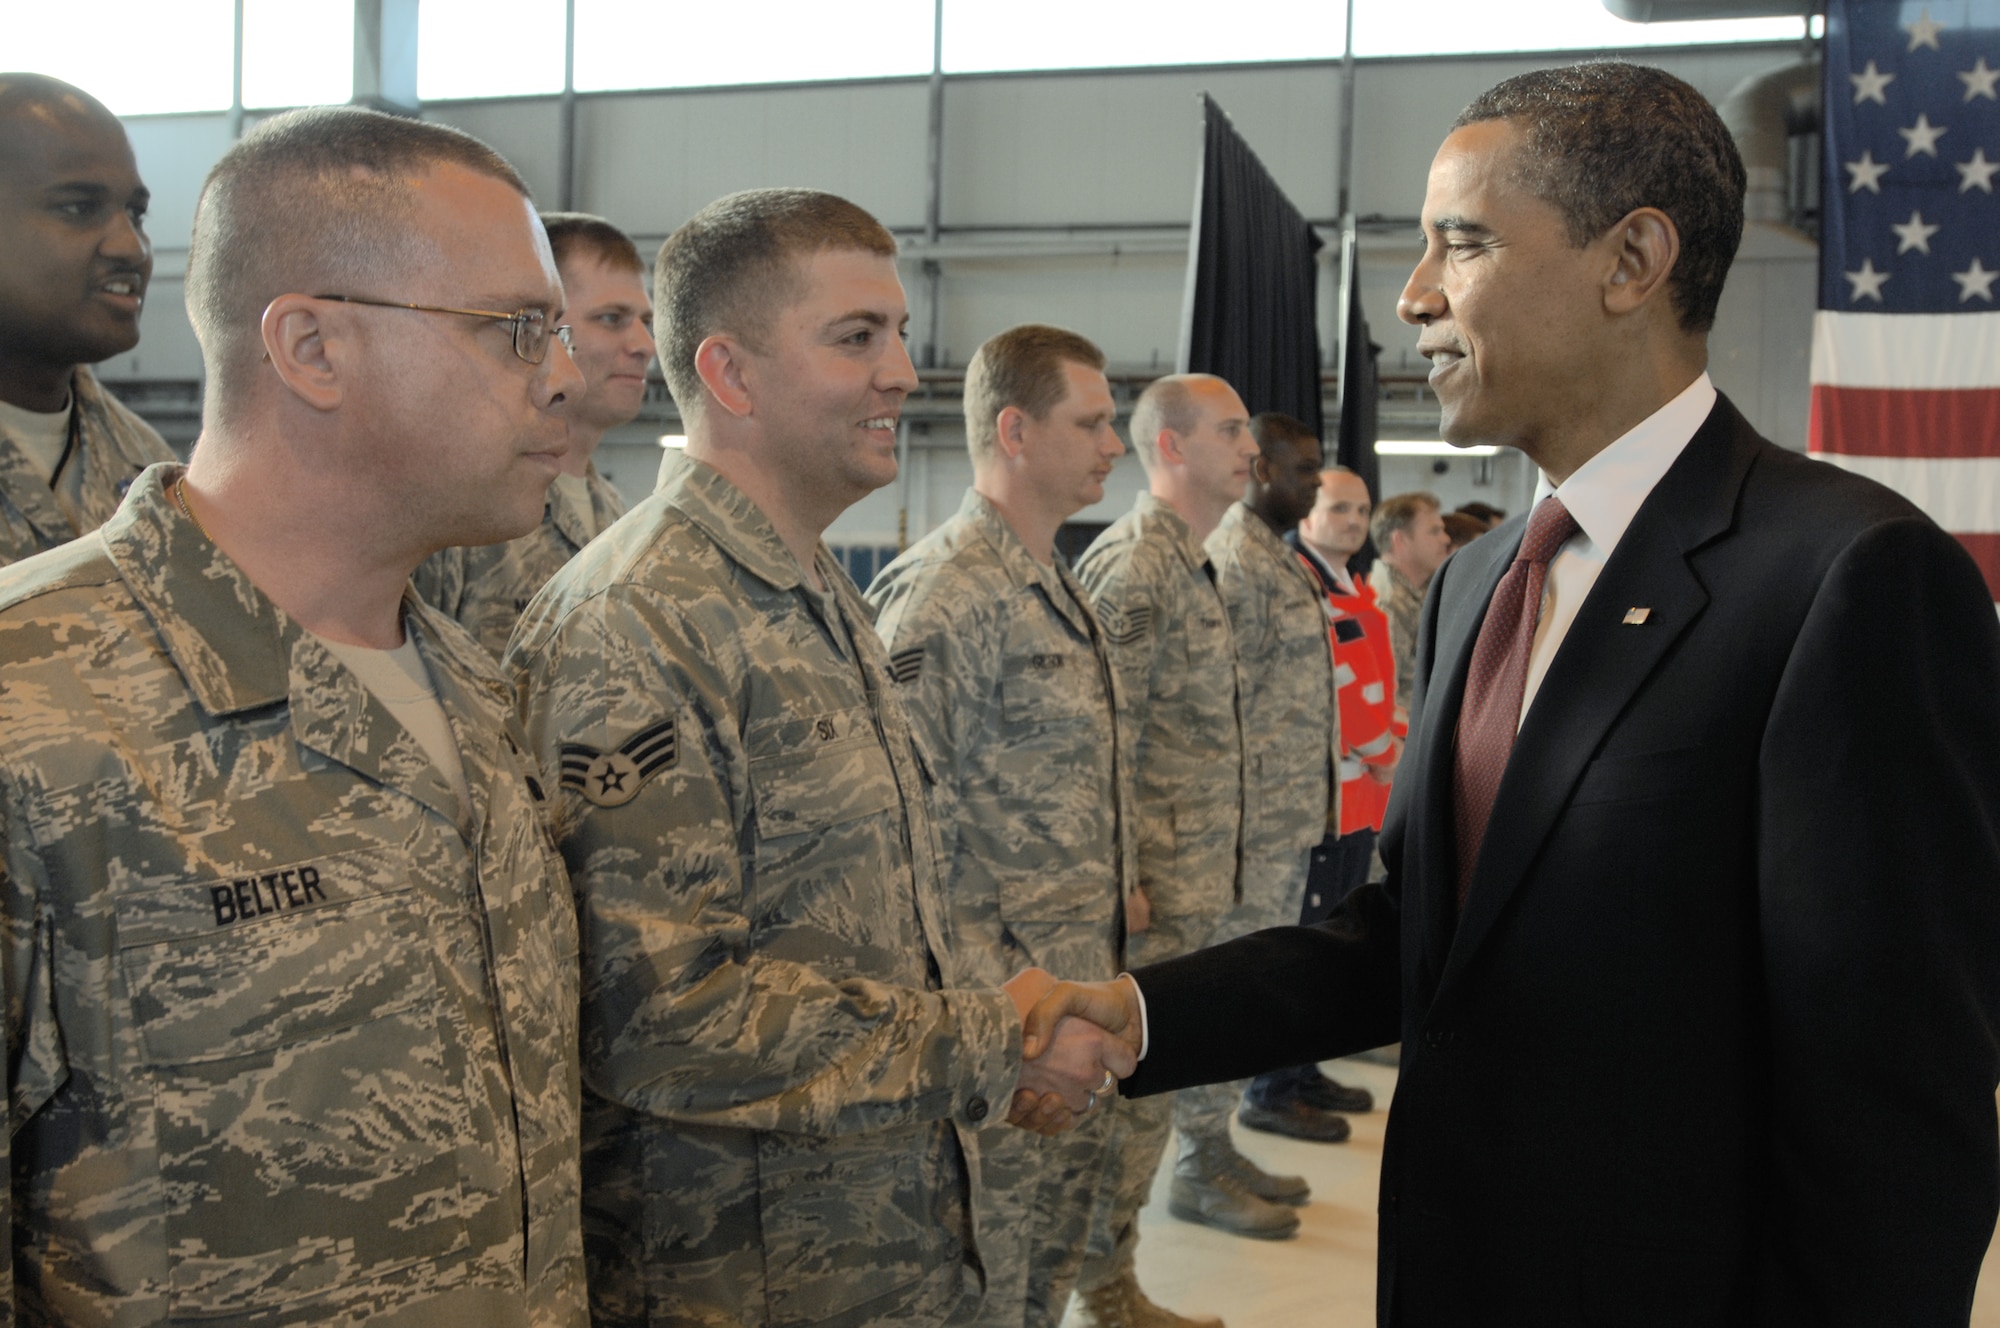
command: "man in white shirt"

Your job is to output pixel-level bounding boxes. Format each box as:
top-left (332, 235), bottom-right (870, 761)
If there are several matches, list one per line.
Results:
top-left (1028, 61), bottom-right (2000, 1328)
top-left (0, 73), bottom-right (176, 565)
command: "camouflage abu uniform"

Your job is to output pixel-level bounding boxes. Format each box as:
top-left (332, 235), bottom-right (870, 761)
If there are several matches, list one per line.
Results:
top-left (1175, 500), bottom-right (1340, 1143)
top-left (1370, 559), bottom-right (1425, 718)
top-left (508, 450), bottom-right (1022, 1328)
top-left (0, 466), bottom-right (585, 1326)
top-left (0, 367), bottom-right (176, 567)
top-left (1069, 490), bottom-right (1246, 1290)
top-left (866, 488), bottom-right (1135, 1328)
top-left (413, 461), bottom-right (627, 658)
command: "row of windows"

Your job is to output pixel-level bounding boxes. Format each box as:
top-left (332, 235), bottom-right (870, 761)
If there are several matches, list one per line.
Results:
top-left (23, 0), bottom-right (1814, 118)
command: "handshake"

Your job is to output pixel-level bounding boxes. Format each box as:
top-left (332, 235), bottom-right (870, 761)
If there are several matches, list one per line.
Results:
top-left (1000, 969), bottom-right (1145, 1136)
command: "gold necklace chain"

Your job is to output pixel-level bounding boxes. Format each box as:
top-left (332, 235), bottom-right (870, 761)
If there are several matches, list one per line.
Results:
top-left (174, 475), bottom-right (213, 542)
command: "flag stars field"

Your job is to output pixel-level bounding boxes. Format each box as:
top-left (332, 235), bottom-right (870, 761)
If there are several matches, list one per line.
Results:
top-left (1812, 0), bottom-right (2000, 606)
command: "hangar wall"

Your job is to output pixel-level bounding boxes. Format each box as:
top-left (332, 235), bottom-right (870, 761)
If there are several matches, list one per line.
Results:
top-left (97, 42), bottom-right (1819, 549)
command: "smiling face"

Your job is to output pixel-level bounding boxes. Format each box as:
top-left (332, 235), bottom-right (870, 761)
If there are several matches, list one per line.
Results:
top-left (745, 246), bottom-right (916, 513)
top-left (0, 93), bottom-right (152, 406)
top-left (1019, 358), bottom-right (1124, 518)
top-left (1398, 119), bottom-right (1613, 463)
top-left (558, 252), bottom-right (654, 444)
top-left (1301, 468), bottom-right (1372, 562)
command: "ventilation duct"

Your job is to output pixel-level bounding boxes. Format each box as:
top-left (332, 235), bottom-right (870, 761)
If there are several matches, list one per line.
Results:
top-left (1718, 58), bottom-right (1822, 238)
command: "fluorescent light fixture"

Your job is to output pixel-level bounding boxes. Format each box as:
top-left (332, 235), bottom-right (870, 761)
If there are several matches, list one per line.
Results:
top-left (658, 435), bottom-right (688, 450)
top-left (1375, 440), bottom-right (1501, 457)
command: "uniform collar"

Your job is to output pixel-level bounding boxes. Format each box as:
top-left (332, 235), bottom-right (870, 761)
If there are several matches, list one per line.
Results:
top-left (955, 488), bottom-right (1095, 637)
top-left (548, 459), bottom-right (621, 550)
top-left (101, 464), bottom-right (296, 714)
top-left (1132, 490), bottom-right (1209, 573)
top-left (1215, 500), bottom-right (1307, 571)
top-left (656, 448), bottom-right (813, 593)
top-left (956, 488), bottom-right (1065, 594)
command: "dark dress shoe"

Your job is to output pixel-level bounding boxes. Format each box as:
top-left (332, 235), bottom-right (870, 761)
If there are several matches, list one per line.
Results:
top-left (1299, 1072), bottom-right (1374, 1114)
top-left (1236, 1096), bottom-right (1352, 1143)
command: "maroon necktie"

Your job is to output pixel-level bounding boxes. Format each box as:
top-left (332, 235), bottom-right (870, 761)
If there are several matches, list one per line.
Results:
top-left (1451, 496), bottom-right (1580, 905)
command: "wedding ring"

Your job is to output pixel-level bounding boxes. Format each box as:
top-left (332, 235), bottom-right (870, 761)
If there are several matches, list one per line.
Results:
top-left (1084, 1091), bottom-right (1098, 1112)
top-left (1096, 1069), bottom-right (1117, 1096)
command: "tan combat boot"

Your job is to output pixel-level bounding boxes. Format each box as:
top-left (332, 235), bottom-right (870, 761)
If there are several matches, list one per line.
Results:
top-left (1168, 1138), bottom-right (1302, 1239)
top-left (1069, 1270), bottom-right (1225, 1328)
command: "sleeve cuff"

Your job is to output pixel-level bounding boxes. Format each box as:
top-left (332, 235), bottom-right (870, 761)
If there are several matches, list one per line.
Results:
top-left (1118, 972), bottom-right (1150, 1061)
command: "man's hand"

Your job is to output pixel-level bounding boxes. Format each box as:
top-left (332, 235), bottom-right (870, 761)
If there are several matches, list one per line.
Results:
top-left (1126, 885), bottom-right (1152, 935)
top-left (1001, 970), bottom-right (1142, 1135)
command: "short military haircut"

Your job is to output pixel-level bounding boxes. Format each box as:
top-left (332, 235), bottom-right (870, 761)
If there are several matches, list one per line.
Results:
top-left (541, 211), bottom-right (643, 275)
top-left (1371, 490), bottom-right (1441, 550)
top-left (1456, 500), bottom-right (1505, 524)
top-left (653, 188), bottom-right (897, 419)
top-left (1454, 61), bottom-right (1746, 334)
top-left (1127, 373), bottom-right (1223, 468)
top-left (963, 323), bottom-right (1106, 463)
top-left (186, 106), bottom-right (530, 397)
top-left (1250, 412), bottom-right (1318, 463)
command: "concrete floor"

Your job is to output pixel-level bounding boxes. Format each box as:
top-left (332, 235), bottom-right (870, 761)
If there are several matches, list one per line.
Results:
top-left (1078, 1060), bottom-right (2000, 1327)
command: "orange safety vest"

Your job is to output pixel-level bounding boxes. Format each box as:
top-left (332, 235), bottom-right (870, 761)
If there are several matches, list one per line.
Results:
top-left (1296, 548), bottom-right (1398, 835)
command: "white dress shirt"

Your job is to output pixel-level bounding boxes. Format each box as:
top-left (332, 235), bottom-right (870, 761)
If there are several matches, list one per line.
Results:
top-left (1519, 372), bottom-right (1716, 723)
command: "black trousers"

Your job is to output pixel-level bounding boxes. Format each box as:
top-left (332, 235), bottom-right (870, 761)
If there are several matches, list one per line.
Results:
top-left (1246, 826), bottom-right (1377, 1104)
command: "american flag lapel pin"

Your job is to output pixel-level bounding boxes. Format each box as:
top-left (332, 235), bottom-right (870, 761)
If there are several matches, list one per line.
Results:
top-left (1622, 608), bottom-right (1652, 625)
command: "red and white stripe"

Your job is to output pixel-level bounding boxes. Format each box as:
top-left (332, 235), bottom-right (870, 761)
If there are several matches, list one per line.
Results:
top-left (1808, 309), bottom-right (2000, 602)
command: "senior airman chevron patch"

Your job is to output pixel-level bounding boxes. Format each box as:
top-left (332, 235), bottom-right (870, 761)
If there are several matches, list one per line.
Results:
top-left (1097, 602), bottom-right (1152, 647)
top-left (888, 646), bottom-right (925, 684)
top-left (560, 716), bottom-right (678, 808)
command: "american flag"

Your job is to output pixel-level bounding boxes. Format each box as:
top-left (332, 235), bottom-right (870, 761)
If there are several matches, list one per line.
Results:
top-left (1809, 0), bottom-right (2000, 603)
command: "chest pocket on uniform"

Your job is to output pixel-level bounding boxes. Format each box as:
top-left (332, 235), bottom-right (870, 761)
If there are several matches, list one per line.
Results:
top-left (746, 704), bottom-right (900, 838)
top-left (114, 848), bottom-right (473, 1317)
top-left (999, 651), bottom-right (1096, 727)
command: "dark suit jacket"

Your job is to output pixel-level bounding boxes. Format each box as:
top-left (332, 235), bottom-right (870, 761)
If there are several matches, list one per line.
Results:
top-left (1124, 396), bottom-right (2000, 1326)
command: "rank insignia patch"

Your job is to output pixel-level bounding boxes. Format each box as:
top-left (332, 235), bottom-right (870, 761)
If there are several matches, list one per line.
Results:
top-left (1098, 603), bottom-right (1152, 647)
top-left (888, 646), bottom-right (925, 684)
top-left (560, 717), bottom-right (678, 808)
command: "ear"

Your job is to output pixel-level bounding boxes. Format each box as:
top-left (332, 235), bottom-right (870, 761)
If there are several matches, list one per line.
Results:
top-left (694, 334), bottom-right (754, 420)
top-left (1251, 451), bottom-right (1274, 485)
top-left (1154, 428), bottom-right (1186, 467)
top-left (1603, 207), bottom-right (1679, 318)
top-left (260, 295), bottom-right (342, 412)
top-left (995, 405), bottom-right (1030, 460)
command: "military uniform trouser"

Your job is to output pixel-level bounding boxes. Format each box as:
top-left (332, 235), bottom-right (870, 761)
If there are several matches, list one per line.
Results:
top-left (1073, 910), bottom-right (1223, 1292)
top-left (1173, 849), bottom-right (1313, 1145)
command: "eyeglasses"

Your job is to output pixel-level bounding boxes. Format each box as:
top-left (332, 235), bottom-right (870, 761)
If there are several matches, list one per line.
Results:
top-left (314, 294), bottom-right (574, 364)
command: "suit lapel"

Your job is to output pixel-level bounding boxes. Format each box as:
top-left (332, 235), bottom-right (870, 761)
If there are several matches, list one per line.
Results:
top-left (1434, 398), bottom-right (1761, 990)
top-left (1410, 528), bottom-right (1518, 974)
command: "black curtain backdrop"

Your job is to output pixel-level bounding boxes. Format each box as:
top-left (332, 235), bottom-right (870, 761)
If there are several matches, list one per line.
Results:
top-left (1179, 94), bottom-right (1324, 437)
top-left (1334, 236), bottom-right (1384, 577)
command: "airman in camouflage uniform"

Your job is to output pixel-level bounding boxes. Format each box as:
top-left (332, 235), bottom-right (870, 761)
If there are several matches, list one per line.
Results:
top-left (1069, 374), bottom-right (1265, 1327)
top-left (0, 102), bottom-right (598, 1326)
top-left (1176, 415), bottom-right (1345, 1158)
top-left (866, 323), bottom-right (1136, 1328)
top-left (509, 191), bottom-right (1129, 1328)
top-left (0, 366), bottom-right (176, 564)
top-left (415, 212), bottom-right (649, 658)
top-left (413, 461), bottom-right (625, 657)
top-left (0, 466), bottom-right (585, 1325)
top-left (0, 76), bottom-right (179, 565)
